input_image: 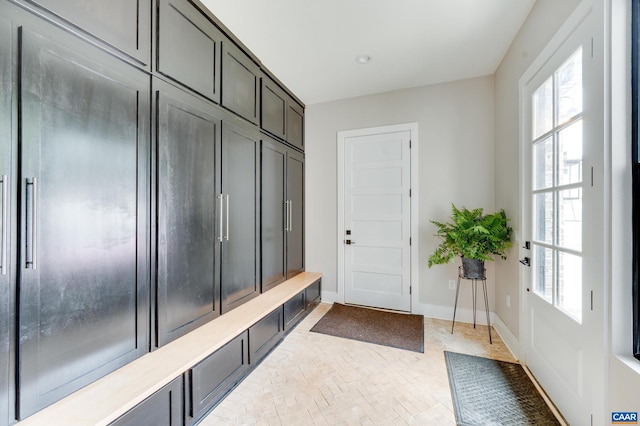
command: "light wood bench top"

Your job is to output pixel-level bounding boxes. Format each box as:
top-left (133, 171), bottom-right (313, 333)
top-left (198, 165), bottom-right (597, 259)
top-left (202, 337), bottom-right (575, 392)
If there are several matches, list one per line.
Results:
top-left (18, 271), bottom-right (323, 426)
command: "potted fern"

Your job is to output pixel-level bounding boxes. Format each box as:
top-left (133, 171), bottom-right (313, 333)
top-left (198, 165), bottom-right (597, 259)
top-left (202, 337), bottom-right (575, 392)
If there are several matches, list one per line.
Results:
top-left (428, 204), bottom-right (512, 279)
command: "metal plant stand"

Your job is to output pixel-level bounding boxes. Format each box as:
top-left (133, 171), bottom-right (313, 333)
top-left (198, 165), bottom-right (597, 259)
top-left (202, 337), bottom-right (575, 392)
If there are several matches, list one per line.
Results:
top-left (451, 266), bottom-right (492, 344)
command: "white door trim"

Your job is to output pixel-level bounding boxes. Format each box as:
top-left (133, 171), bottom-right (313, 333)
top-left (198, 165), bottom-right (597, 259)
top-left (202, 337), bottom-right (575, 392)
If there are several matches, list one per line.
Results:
top-left (337, 123), bottom-right (419, 312)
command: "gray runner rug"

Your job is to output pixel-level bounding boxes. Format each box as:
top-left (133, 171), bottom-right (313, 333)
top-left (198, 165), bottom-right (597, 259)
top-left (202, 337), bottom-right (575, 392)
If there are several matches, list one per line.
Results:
top-left (444, 351), bottom-right (561, 425)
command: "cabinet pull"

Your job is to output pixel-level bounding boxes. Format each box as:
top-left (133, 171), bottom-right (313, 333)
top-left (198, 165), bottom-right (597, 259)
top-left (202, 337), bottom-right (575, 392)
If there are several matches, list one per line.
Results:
top-left (217, 194), bottom-right (223, 242)
top-left (225, 194), bottom-right (230, 241)
top-left (0, 175), bottom-right (7, 275)
top-left (26, 177), bottom-right (37, 270)
top-left (288, 200), bottom-right (293, 232)
top-left (284, 200), bottom-right (289, 232)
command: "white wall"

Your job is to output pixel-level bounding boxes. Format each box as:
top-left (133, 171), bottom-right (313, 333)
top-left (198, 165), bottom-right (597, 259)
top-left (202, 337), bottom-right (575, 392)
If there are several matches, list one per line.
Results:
top-left (305, 76), bottom-right (496, 319)
top-left (493, 0), bottom-right (581, 341)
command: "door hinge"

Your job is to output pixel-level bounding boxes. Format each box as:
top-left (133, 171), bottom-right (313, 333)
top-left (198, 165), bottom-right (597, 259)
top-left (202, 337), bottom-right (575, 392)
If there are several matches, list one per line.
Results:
top-left (409, 139), bottom-right (411, 149)
top-left (591, 37), bottom-right (594, 58)
top-left (591, 166), bottom-right (594, 187)
top-left (409, 286), bottom-right (412, 295)
top-left (409, 189), bottom-right (411, 197)
top-left (409, 237), bottom-right (412, 246)
top-left (590, 290), bottom-right (594, 311)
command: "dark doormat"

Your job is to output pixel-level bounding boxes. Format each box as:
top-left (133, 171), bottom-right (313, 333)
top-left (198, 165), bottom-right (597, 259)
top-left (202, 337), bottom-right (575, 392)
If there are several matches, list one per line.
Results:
top-left (444, 351), bottom-right (561, 425)
top-left (309, 303), bottom-right (424, 353)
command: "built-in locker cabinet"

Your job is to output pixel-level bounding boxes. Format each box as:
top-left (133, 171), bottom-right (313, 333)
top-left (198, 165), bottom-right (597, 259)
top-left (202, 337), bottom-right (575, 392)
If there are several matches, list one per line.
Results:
top-left (261, 138), bottom-right (287, 291)
top-left (284, 291), bottom-right (305, 330)
top-left (220, 120), bottom-right (260, 312)
top-left (17, 25), bottom-right (150, 418)
top-left (286, 150), bottom-right (305, 278)
top-left (156, 0), bottom-right (223, 104)
top-left (221, 40), bottom-right (260, 125)
top-left (110, 376), bottom-right (184, 426)
top-left (0, 15), bottom-right (12, 426)
top-left (154, 78), bottom-right (221, 347)
top-left (187, 331), bottom-right (249, 425)
top-left (261, 136), bottom-right (304, 291)
top-left (17, 0), bottom-right (151, 66)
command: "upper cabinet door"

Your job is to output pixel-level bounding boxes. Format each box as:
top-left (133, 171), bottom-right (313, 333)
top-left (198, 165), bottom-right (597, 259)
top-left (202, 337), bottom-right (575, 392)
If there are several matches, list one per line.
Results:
top-left (261, 77), bottom-right (287, 141)
top-left (20, 0), bottom-right (151, 66)
top-left (17, 27), bottom-right (149, 418)
top-left (220, 121), bottom-right (260, 312)
top-left (287, 101), bottom-right (304, 151)
top-left (156, 0), bottom-right (223, 104)
top-left (286, 150), bottom-right (304, 278)
top-left (0, 15), bottom-right (12, 426)
top-left (221, 41), bottom-right (260, 125)
top-left (155, 78), bottom-right (221, 347)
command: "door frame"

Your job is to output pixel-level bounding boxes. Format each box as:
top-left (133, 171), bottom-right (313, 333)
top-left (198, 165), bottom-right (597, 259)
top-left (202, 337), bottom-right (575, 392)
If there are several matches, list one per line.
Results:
top-left (336, 123), bottom-right (419, 312)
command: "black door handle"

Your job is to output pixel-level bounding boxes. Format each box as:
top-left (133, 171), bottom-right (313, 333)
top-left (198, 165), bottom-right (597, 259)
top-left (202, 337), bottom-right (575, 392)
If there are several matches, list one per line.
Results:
top-left (519, 257), bottom-right (530, 267)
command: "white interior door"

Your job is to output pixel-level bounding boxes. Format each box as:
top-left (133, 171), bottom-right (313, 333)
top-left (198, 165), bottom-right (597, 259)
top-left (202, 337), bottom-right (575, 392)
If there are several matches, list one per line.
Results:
top-left (520, 7), bottom-right (603, 424)
top-left (341, 129), bottom-right (412, 312)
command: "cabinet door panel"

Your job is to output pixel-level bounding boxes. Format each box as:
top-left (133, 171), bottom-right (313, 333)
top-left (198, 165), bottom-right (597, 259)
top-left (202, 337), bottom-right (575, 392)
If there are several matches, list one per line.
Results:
top-left (23, 0), bottom-right (150, 65)
top-left (110, 376), bottom-right (183, 426)
top-left (261, 78), bottom-right (286, 140)
top-left (261, 138), bottom-right (287, 291)
top-left (157, 0), bottom-right (223, 103)
top-left (220, 122), bottom-right (260, 312)
top-left (287, 151), bottom-right (304, 278)
top-left (221, 42), bottom-right (259, 124)
top-left (188, 331), bottom-right (248, 424)
top-left (248, 307), bottom-right (283, 363)
top-left (0, 15), bottom-right (12, 426)
top-left (155, 79), bottom-right (220, 347)
top-left (18, 28), bottom-right (149, 418)
top-left (284, 291), bottom-right (305, 330)
top-left (287, 101), bottom-right (304, 151)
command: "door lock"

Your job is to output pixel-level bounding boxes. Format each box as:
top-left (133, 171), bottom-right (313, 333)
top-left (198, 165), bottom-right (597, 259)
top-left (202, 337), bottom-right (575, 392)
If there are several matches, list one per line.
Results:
top-left (519, 257), bottom-right (530, 267)
top-left (345, 240), bottom-right (356, 245)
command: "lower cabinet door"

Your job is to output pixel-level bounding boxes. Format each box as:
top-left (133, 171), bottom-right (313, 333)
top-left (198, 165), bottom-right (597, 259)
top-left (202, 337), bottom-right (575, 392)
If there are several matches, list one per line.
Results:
top-left (306, 279), bottom-right (322, 308)
top-left (110, 376), bottom-right (184, 426)
top-left (187, 331), bottom-right (249, 425)
top-left (284, 291), bottom-right (305, 331)
top-left (249, 307), bottom-right (283, 364)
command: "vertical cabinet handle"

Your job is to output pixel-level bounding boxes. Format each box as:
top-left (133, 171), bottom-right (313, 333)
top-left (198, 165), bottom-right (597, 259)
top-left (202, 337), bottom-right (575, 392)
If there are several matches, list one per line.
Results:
top-left (284, 200), bottom-right (289, 232)
top-left (288, 200), bottom-right (293, 232)
top-left (217, 194), bottom-right (223, 242)
top-left (0, 175), bottom-right (7, 275)
top-left (225, 194), bottom-right (230, 241)
top-left (26, 177), bottom-right (37, 270)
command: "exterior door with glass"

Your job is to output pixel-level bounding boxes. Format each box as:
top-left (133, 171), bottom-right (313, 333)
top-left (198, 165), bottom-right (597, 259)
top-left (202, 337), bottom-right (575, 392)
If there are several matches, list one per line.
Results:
top-left (521, 7), bottom-right (603, 425)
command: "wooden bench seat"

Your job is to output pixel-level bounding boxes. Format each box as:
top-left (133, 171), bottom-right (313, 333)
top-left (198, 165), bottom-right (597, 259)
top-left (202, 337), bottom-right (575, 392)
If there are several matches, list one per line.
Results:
top-left (18, 272), bottom-right (323, 426)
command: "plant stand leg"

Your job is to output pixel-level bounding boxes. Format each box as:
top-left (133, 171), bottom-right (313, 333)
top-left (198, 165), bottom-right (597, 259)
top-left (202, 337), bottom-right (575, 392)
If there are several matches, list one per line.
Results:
top-left (451, 275), bottom-right (462, 334)
top-left (472, 280), bottom-right (477, 328)
top-left (482, 279), bottom-right (492, 344)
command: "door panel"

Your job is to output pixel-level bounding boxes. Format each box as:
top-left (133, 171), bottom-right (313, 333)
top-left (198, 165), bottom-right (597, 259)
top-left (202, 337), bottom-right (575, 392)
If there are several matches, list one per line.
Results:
top-left (155, 78), bottom-right (220, 347)
top-left (0, 15), bottom-right (12, 426)
top-left (156, 0), bottom-right (223, 103)
top-left (261, 137), bottom-right (287, 290)
top-left (220, 122), bottom-right (260, 312)
top-left (24, 0), bottom-right (150, 65)
top-left (343, 130), bottom-right (411, 312)
top-left (110, 376), bottom-right (184, 426)
top-left (286, 101), bottom-right (304, 151)
top-left (18, 28), bottom-right (149, 417)
top-left (286, 150), bottom-right (304, 278)
top-left (261, 77), bottom-right (287, 140)
top-left (221, 42), bottom-right (260, 124)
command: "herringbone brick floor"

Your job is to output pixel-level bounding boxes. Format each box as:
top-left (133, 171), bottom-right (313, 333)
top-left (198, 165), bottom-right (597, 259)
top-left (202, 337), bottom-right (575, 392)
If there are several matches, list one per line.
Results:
top-left (202, 302), bottom-right (517, 425)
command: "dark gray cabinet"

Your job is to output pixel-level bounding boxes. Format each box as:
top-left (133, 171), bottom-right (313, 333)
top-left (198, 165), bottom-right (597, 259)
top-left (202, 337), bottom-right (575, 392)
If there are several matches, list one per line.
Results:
top-left (284, 291), bottom-right (305, 331)
top-left (260, 75), bottom-right (304, 151)
top-left (154, 78), bottom-right (221, 347)
top-left (156, 0), bottom-right (224, 103)
top-left (187, 331), bottom-right (248, 425)
top-left (110, 376), bottom-right (184, 426)
top-left (261, 136), bottom-right (304, 291)
top-left (17, 26), bottom-right (149, 418)
top-left (248, 307), bottom-right (283, 364)
top-left (17, 0), bottom-right (151, 65)
top-left (0, 14), bottom-right (12, 426)
top-left (222, 40), bottom-right (260, 125)
top-left (220, 120), bottom-right (261, 312)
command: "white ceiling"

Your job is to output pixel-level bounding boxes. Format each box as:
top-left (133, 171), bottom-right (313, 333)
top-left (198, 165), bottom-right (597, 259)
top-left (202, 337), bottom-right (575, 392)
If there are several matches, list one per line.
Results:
top-left (200, 0), bottom-right (536, 105)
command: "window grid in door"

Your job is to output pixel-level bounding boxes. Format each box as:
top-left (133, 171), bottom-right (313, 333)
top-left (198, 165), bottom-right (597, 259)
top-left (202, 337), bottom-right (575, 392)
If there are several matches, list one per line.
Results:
top-left (531, 47), bottom-right (583, 323)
